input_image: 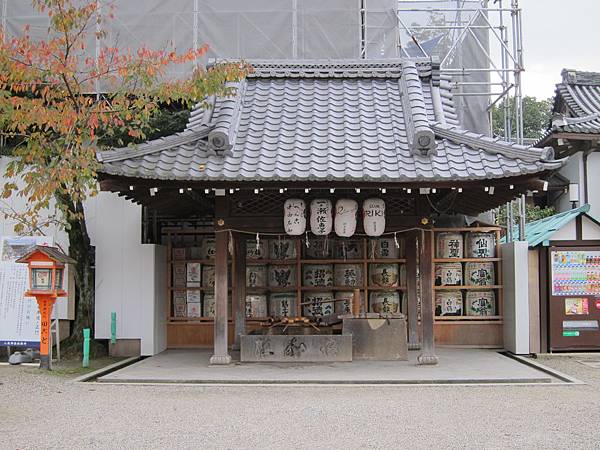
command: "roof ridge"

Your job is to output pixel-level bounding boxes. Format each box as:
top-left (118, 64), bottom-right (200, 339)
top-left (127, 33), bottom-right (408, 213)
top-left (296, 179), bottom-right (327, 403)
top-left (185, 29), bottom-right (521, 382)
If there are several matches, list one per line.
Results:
top-left (97, 126), bottom-right (211, 164)
top-left (432, 123), bottom-right (556, 163)
top-left (399, 60), bottom-right (436, 156)
top-left (219, 58), bottom-right (433, 79)
top-left (561, 69), bottom-right (600, 85)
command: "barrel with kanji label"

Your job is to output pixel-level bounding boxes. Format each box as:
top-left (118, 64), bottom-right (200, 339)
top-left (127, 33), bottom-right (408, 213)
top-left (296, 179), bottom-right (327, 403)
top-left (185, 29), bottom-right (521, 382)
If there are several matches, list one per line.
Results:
top-left (466, 232), bottom-right (496, 258)
top-left (435, 291), bottom-right (463, 316)
top-left (303, 292), bottom-right (335, 317)
top-left (436, 232), bottom-right (464, 259)
top-left (245, 294), bottom-right (268, 318)
top-left (370, 291), bottom-right (401, 314)
top-left (302, 264), bottom-right (334, 287)
top-left (334, 264), bottom-right (363, 287)
top-left (465, 290), bottom-right (496, 316)
top-left (465, 262), bottom-right (495, 286)
top-left (269, 293), bottom-right (296, 318)
top-left (434, 262), bottom-right (463, 286)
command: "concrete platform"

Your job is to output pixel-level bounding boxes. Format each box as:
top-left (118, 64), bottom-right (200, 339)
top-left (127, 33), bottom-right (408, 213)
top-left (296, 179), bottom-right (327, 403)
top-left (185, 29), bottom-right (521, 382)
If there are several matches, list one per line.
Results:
top-left (97, 348), bottom-right (559, 384)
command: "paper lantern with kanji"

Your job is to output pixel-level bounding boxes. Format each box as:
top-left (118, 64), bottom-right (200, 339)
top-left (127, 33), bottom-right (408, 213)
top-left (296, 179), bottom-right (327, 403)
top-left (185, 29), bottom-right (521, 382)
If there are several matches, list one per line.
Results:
top-left (310, 199), bottom-right (333, 236)
top-left (283, 199), bottom-right (306, 235)
top-left (334, 199), bottom-right (358, 237)
top-left (363, 198), bottom-right (386, 237)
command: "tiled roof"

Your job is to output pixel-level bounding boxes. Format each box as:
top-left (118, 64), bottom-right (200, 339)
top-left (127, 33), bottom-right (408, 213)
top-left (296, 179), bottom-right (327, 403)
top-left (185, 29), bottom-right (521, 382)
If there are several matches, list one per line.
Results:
top-left (501, 204), bottom-right (590, 247)
top-left (549, 69), bottom-right (600, 135)
top-left (97, 59), bottom-right (562, 183)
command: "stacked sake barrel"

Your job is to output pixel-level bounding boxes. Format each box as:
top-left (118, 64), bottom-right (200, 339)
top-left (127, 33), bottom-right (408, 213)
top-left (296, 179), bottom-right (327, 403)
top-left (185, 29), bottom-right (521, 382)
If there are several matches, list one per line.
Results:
top-left (245, 239), bottom-right (297, 319)
top-left (367, 237), bottom-right (405, 315)
top-left (170, 236), bottom-right (233, 320)
top-left (434, 231), bottom-right (497, 317)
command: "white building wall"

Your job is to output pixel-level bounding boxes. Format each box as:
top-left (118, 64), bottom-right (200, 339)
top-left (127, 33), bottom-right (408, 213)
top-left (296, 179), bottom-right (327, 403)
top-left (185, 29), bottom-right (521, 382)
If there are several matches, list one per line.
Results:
top-left (557, 152), bottom-right (585, 214)
top-left (586, 152), bottom-right (600, 220)
top-left (501, 241), bottom-right (530, 355)
top-left (0, 156), bottom-right (161, 354)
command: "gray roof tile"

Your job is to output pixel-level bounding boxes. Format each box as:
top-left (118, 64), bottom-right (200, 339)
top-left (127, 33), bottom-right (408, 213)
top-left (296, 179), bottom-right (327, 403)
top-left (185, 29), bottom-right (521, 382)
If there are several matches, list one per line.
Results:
top-left (543, 69), bottom-right (600, 136)
top-left (98, 59), bottom-right (563, 183)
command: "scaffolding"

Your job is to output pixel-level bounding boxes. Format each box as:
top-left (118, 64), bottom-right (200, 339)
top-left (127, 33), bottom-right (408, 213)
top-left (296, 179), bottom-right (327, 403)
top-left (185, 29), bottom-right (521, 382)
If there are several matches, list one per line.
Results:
top-left (1, 0), bottom-right (524, 141)
top-left (395, 0), bottom-right (524, 143)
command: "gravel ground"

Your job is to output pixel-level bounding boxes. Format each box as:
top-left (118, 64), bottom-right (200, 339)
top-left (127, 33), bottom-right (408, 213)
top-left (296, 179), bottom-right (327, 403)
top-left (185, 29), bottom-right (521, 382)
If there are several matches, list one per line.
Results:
top-left (2, 356), bottom-right (600, 449)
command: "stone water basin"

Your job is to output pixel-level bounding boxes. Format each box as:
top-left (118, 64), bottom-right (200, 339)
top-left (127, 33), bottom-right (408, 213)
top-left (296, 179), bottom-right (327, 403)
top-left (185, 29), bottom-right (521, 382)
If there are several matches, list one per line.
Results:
top-left (240, 327), bottom-right (352, 362)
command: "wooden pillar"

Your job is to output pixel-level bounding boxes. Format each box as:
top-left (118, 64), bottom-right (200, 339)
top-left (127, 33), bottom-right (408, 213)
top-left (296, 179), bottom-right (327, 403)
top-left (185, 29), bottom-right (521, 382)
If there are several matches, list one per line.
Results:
top-left (417, 229), bottom-right (438, 365)
top-left (406, 230), bottom-right (420, 350)
top-left (232, 232), bottom-right (246, 351)
top-left (210, 194), bottom-right (231, 365)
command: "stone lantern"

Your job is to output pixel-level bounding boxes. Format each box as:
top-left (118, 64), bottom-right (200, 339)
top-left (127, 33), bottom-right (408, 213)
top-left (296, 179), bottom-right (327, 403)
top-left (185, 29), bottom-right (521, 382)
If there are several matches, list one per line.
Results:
top-left (16, 245), bottom-right (75, 369)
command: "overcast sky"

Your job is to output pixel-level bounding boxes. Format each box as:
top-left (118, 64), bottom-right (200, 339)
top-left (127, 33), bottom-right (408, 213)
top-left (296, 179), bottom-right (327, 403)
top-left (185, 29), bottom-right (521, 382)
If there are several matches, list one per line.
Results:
top-left (520, 0), bottom-right (599, 99)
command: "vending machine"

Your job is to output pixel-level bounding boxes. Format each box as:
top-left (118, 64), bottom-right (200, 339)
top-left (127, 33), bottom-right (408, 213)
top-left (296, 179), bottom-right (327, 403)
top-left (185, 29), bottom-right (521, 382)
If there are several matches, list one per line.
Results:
top-left (549, 247), bottom-right (600, 351)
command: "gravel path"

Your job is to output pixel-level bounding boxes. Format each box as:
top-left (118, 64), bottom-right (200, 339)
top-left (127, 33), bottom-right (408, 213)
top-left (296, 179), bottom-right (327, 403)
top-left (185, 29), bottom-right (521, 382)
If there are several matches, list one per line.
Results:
top-left (2, 356), bottom-right (600, 449)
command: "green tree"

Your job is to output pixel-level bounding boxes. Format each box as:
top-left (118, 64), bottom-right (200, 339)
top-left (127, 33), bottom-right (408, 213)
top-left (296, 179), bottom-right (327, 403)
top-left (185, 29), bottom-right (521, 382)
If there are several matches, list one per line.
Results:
top-left (491, 96), bottom-right (553, 140)
top-left (496, 203), bottom-right (556, 228)
top-left (0, 0), bottom-right (249, 354)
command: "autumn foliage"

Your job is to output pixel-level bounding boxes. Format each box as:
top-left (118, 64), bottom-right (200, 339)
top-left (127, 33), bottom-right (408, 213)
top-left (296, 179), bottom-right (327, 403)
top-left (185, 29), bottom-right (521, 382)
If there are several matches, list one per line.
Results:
top-left (0, 0), bottom-right (249, 350)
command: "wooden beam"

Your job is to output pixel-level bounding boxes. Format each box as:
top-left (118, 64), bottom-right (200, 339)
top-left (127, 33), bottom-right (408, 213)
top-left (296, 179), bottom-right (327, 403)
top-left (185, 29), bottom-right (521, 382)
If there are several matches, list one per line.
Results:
top-left (417, 229), bottom-right (438, 365)
top-left (406, 230), bottom-right (420, 350)
top-left (232, 232), bottom-right (247, 351)
top-left (209, 195), bottom-right (231, 365)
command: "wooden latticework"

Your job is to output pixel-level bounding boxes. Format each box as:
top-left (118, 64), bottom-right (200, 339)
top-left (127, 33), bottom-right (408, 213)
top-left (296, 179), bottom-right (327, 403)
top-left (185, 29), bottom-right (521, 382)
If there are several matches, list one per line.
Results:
top-left (230, 192), bottom-right (285, 216)
top-left (385, 196), bottom-right (416, 215)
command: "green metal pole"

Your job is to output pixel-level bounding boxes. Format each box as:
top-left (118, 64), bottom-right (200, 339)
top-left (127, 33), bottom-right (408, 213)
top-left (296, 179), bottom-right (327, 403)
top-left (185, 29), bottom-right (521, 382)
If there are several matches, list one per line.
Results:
top-left (111, 312), bottom-right (117, 345)
top-left (82, 328), bottom-right (90, 368)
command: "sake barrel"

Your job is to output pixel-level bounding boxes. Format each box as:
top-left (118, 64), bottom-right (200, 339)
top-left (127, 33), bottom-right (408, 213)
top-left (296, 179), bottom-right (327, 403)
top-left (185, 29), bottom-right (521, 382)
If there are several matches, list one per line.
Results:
top-left (334, 291), bottom-right (356, 315)
top-left (245, 294), bottom-right (268, 318)
top-left (369, 264), bottom-right (399, 287)
top-left (334, 264), bottom-right (363, 287)
top-left (334, 199), bottom-right (358, 237)
top-left (203, 294), bottom-right (233, 317)
top-left (434, 263), bottom-right (463, 286)
top-left (269, 239), bottom-right (297, 260)
top-left (368, 237), bottom-right (401, 259)
top-left (304, 238), bottom-right (332, 259)
top-left (435, 291), bottom-right (463, 316)
top-left (363, 198), bottom-right (386, 236)
top-left (201, 238), bottom-right (216, 260)
top-left (283, 199), bottom-right (306, 236)
top-left (186, 262), bottom-right (201, 287)
top-left (246, 265), bottom-right (268, 288)
top-left (246, 239), bottom-right (267, 260)
top-left (303, 292), bottom-right (335, 317)
top-left (187, 302), bottom-right (202, 318)
top-left (465, 262), bottom-right (495, 286)
top-left (465, 290), bottom-right (496, 316)
top-left (268, 264), bottom-right (296, 288)
top-left (269, 293), bottom-right (296, 318)
top-left (370, 291), bottom-right (400, 314)
top-left (436, 232), bottom-right (463, 259)
top-left (173, 291), bottom-right (187, 318)
top-left (172, 263), bottom-right (187, 288)
top-left (201, 265), bottom-right (215, 288)
top-left (333, 239), bottom-right (362, 260)
top-left (310, 199), bottom-right (333, 235)
top-left (466, 232), bottom-right (496, 258)
top-left (302, 264), bottom-right (334, 287)
top-left (203, 294), bottom-right (216, 317)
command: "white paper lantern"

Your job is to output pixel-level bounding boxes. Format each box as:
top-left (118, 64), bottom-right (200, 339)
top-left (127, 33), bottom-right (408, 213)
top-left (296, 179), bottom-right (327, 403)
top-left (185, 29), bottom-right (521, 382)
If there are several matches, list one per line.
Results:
top-left (363, 198), bottom-right (386, 237)
top-left (334, 199), bottom-right (358, 237)
top-left (283, 199), bottom-right (306, 235)
top-left (310, 199), bottom-right (333, 236)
